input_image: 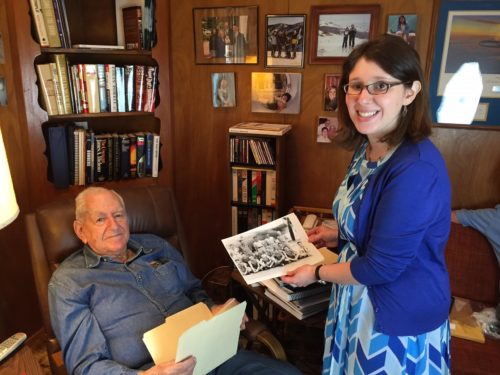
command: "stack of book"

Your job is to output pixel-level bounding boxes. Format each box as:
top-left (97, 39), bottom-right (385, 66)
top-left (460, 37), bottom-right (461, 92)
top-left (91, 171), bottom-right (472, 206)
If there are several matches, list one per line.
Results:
top-left (36, 57), bottom-right (158, 116)
top-left (29, 0), bottom-right (71, 48)
top-left (260, 278), bottom-right (331, 320)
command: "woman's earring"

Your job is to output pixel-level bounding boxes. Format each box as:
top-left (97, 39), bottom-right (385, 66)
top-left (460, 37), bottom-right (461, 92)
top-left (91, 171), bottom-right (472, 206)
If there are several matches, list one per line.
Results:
top-left (402, 105), bottom-right (408, 117)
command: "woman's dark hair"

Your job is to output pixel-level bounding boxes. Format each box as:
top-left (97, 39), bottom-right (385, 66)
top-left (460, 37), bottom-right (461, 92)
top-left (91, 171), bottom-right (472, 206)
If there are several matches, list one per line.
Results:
top-left (336, 34), bottom-right (432, 150)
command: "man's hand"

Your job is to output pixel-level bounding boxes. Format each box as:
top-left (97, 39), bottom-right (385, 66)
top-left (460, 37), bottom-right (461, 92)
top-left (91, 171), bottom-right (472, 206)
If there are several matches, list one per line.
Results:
top-left (140, 356), bottom-right (196, 375)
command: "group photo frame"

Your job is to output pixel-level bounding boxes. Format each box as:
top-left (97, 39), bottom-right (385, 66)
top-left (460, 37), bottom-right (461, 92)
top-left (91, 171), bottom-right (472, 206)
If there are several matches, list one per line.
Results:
top-left (428, 0), bottom-right (500, 127)
top-left (264, 14), bottom-right (306, 68)
top-left (192, 6), bottom-right (258, 65)
top-left (308, 5), bottom-right (380, 64)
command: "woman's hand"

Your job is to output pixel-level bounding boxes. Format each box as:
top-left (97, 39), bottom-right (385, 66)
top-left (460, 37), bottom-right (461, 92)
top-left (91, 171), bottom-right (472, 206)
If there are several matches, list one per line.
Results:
top-left (141, 356), bottom-right (196, 375)
top-left (307, 225), bottom-right (339, 248)
top-left (280, 264), bottom-right (316, 288)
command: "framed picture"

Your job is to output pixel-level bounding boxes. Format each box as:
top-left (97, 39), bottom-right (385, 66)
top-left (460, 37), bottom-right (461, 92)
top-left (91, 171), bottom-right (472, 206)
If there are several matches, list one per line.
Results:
top-left (308, 5), bottom-right (380, 64)
top-left (428, 1), bottom-right (500, 127)
top-left (265, 14), bottom-right (306, 68)
top-left (251, 72), bottom-right (302, 114)
top-left (316, 116), bottom-right (339, 143)
top-left (211, 72), bottom-right (236, 108)
top-left (386, 14), bottom-right (418, 49)
top-left (323, 74), bottom-right (341, 112)
top-left (192, 6), bottom-right (258, 65)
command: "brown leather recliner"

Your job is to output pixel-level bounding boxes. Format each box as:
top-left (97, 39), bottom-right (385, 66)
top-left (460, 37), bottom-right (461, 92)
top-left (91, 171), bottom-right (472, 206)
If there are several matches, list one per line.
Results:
top-left (26, 185), bottom-right (285, 374)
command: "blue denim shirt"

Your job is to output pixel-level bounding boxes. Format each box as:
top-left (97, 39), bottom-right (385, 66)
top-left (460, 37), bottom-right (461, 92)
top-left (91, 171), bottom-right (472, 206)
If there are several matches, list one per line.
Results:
top-left (48, 234), bottom-right (214, 375)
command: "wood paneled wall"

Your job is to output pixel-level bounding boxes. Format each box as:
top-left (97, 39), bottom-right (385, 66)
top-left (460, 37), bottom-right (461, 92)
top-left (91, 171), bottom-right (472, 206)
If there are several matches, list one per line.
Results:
top-left (170, 0), bottom-right (500, 277)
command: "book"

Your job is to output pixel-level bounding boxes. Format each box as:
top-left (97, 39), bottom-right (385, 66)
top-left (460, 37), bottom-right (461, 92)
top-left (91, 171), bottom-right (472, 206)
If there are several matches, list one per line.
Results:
top-left (28, 0), bottom-right (49, 47)
top-left (229, 122), bottom-right (292, 136)
top-left (134, 65), bottom-right (146, 111)
top-left (145, 132), bottom-right (153, 176)
top-left (47, 125), bottom-right (70, 188)
top-left (49, 62), bottom-right (64, 115)
top-left (143, 66), bottom-right (157, 112)
top-left (260, 278), bottom-right (331, 302)
top-left (40, 0), bottom-right (61, 47)
top-left (72, 44), bottom-right (125, 50)
top-left (84, 64), bottom-right (100, 113)
top-left (151, 133), bottom-right (160, 177)
top-left (122, 6), bottom-right (142, 50)
top-left (222, 213), bottom-right (324, 285)
top-left (143, 300), bottom-right (246, 375)
top-left (264, 289), bottom-right (328, 320)
top-left (105, 64), bottom-right (117, 112)
top-left (75, 64), bottom-right (89, 114)
top-left (96, 64), bottom-right (108, 112)
top-left (119, 134), bottom-right (131, 179)
top-left (36, 64), bottom-right (58, 115)
top-left (51, 54), bottom-right (73, 114)
top-left (124, 65), bottom-right (135, 111)
top-left (135, 132), bottom-right (145, 177)
top-left (128, 133), bottom-right (137, 178)
top-left (115, 0), bottom-right (145, 48)
top-left (51, 0), bottom-right (69, 47)
top-left (115, 66), bottom-right (126, 112)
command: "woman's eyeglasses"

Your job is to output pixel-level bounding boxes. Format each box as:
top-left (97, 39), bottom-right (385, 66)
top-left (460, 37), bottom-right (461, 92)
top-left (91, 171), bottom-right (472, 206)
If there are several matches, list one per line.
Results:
top-left (343, 81), bottom-right (409, 95)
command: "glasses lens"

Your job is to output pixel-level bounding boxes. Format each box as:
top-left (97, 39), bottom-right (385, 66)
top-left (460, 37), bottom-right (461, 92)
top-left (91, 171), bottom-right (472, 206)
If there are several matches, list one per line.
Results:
top-left (345, 83), bottom-right (363, 94)
top-left (368, 81), bottom-right (390, 94)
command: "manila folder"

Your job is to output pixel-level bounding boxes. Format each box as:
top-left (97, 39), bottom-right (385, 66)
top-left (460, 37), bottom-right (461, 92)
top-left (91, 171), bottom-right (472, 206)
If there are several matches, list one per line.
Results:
top-left (142, 301), bottom-right (246, 374)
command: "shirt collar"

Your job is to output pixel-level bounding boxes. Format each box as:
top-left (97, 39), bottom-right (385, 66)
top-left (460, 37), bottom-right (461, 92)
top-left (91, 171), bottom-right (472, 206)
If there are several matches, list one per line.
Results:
top-left (82, 238), bottom-right (153, 268)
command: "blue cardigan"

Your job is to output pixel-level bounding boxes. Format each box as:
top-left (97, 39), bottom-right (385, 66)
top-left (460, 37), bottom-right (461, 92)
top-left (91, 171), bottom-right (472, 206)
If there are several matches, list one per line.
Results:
top-left (347, 138), bottom-right (451, 336)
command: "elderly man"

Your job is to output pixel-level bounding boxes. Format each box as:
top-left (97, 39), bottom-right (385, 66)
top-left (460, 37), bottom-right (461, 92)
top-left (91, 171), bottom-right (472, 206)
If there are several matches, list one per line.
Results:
top-left (48, 187), bottom-right (301, 375)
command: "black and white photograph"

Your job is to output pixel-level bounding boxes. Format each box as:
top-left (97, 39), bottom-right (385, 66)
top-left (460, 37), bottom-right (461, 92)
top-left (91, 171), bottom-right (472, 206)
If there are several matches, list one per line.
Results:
top-left (222, 213), bottom-right (324, 284)
top-left (251, 72), bottom-right (302, 114)
top-left (309, 5), bottom-right (379, 64)
top-left (265, 14), bottom-right (306, 68)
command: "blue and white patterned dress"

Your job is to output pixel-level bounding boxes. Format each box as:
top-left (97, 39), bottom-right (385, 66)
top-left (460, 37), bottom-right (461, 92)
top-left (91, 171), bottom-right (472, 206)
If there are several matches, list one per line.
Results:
top-left (323, 142), bottom-right (450, 375)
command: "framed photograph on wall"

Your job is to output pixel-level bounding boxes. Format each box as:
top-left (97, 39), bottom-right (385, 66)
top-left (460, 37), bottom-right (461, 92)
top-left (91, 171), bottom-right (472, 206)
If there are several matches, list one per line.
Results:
top-left (386, 14), bottom-right (418, 49)
top-left (316, 116), bottom-right (339, 143)
top-left (193, 6), bottom-right (258, 65)
top-left (428, 0), bottom-right (500, 127)
top-left (211, 72), bottom-right (236, 108)
top-left (323, 74), bottom-right (341, 112)
top-left (251, 72), bottom-right (302, 114)
top-left (265, 14), bottom-right (306, 68)
top-left (308, 5), bottom-right (380, 64)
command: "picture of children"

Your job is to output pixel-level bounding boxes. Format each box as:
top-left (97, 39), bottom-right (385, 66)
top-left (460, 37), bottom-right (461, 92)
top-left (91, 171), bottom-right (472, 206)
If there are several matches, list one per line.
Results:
top-left (316, 116), bottom-right (339, 143)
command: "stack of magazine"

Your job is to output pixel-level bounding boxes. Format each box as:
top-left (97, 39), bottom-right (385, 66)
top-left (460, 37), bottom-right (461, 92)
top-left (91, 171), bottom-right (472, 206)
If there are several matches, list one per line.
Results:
top-left (260, 278), bottom-right (331, 320)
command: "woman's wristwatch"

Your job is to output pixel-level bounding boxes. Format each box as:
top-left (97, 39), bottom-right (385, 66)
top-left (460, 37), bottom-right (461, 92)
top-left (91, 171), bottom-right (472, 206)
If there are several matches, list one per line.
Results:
top-left (314, 264), bottom-right (323, 281)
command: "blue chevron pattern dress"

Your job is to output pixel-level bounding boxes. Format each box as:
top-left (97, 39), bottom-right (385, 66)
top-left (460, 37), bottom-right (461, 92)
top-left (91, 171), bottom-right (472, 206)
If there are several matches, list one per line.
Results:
top-left (323, 142), bottom-right (450, 375)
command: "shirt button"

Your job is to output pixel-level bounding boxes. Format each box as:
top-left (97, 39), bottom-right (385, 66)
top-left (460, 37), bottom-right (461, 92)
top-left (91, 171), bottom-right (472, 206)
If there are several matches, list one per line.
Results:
top-left (374, 307), bottom-right (379, 313)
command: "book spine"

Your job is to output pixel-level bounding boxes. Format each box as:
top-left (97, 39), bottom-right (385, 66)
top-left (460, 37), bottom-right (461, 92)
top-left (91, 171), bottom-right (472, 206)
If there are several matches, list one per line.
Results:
top-left (85, 131), bottom-right (94, 185)
top-left (29, 0), bottom-right (50, 47)
top-left (134, 65), bottom-right (145, 111)
top-left (115, 66), bottom-right (126, 112)
top-left (76, 64), bottom-right (89, 114)
top-left (52, 54), bottom-right (73, 114)
top-left (152, 133), bottom-right (160, 178)
top-left (69, 65), bottom-right (82, 114)
top-left (58, 0), bottom-right (72, 47)
top-left (135, 132), bottom-right (145, 178)
top-left (40, 0), bottom-right (61, 47)
top-left (122, 6), bottom-right (142, 50)
top-left (105, 64), bottom-right (117, 112)
top-left (144, 66), bottom-right (157, 112)
top-left (36, 63), bottom-right (58, 115)
top-left (84, 64), bottom-right (100, 113)
top-left (112, 133), bottom-right (120, 180)
top-left (97, 64), bottom-right (109, 112)
top-left (49, 62), bottom-right (64, 115)
top-left (106, 135), bottom-right (114, 181)
top-left (120, 134), bottom-right (131, 179)
top-left (51, 0), bottom-right (67, 47)
top-left (145, 132), bottom-right (153, 177)
top-left (94, 135), bottom-right (107, 182)
top-left (128, 133), bottom-right (137, 178)
top-left (124, 65), bottom-right (135, 112)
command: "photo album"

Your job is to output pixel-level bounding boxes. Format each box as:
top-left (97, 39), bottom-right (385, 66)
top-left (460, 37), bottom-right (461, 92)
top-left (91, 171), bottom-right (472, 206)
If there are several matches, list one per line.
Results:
top-left (222, 213), bottom-right (324, 284)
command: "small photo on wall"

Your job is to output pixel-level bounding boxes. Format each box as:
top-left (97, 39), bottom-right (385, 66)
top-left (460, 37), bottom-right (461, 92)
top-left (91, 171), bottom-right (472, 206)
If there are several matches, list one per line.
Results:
top-left (265, 14), bottom-right (306, 68)
top-left (251, 72), bottom-right (302, 114)
top-left (324, 74), bottom-right (341, 112)
top-left (387, 14), bottom-right (417, 49)
top-left (317, 116), bottom-right (338, 143)
top-left (211, 72), bottom-right (236, 108)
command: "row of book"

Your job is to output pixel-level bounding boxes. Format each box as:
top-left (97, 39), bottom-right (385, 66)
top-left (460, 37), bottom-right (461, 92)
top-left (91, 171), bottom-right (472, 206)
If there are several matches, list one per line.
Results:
top-left (36, 56), bottom-right (158, 116)
top-left (231, 167), bottom-right (276, 206)
top-left (46, 123), bottom-right (160, 188)
top-left (29, 0), bottom-right (71, 48)
top-left (230, 137), bottom-right (276, 165)
top-left (231, 206), bottom-right (276, 235)
top-left (29, 0), bottom-right (156, 50)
